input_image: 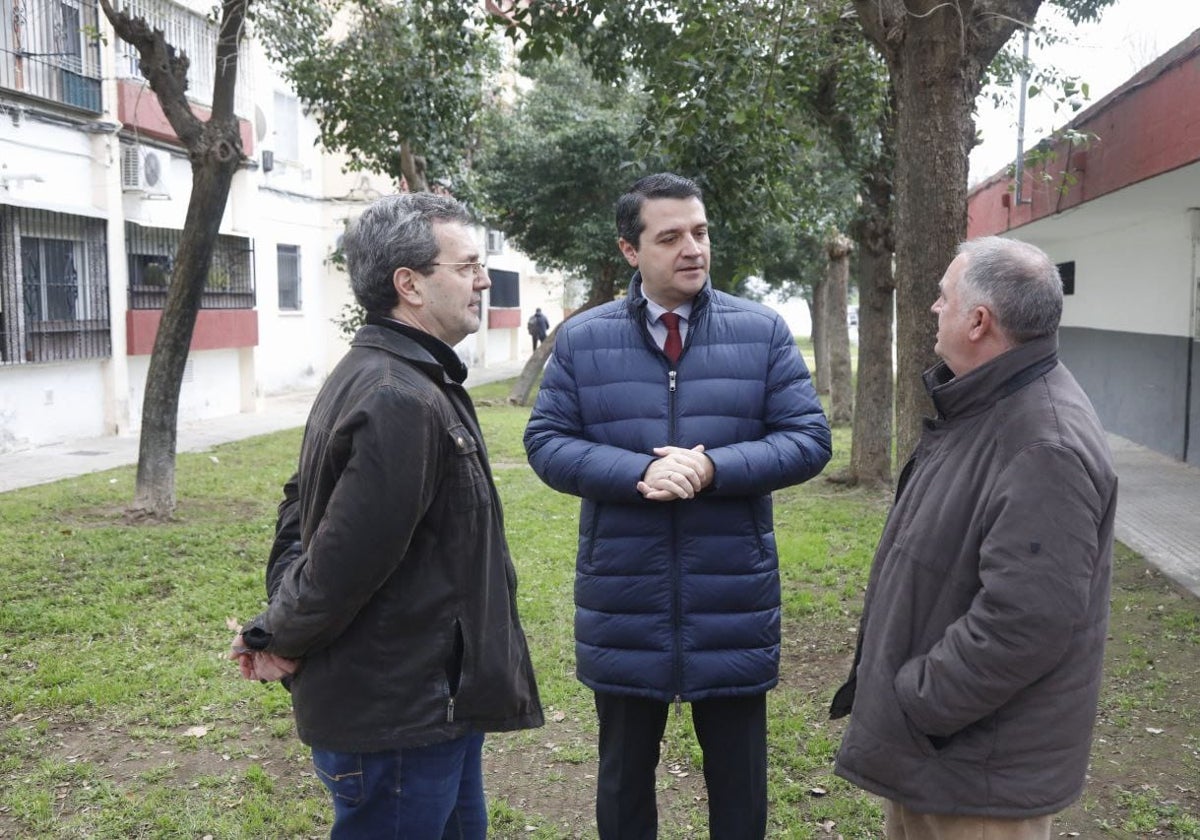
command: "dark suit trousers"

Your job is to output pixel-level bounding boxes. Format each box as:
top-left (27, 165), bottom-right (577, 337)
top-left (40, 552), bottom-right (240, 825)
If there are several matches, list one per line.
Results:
top-left (593, 691), bottom-right (768, 840)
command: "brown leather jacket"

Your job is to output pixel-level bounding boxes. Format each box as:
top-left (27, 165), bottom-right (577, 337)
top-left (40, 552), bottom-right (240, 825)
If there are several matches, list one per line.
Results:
top-left (243, 319), bottom-right (542, 752)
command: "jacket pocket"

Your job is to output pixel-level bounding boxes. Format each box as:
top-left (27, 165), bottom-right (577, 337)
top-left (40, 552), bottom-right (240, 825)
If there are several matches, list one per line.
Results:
top-left (445, 618), bottom-right (465, 697)
top-left (446, 424), bottom-right (491, 510)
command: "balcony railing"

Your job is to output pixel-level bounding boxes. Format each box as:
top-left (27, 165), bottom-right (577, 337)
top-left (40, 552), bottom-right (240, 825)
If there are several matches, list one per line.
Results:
top-left (114, 0), bottom-right (252, 117)
top-left (126, 223), bottom-right (255, 311)
top-left (0, 0), bottom-right (103, 112)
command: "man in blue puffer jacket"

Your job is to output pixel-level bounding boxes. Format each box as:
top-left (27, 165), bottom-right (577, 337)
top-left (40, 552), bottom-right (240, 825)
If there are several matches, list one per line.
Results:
top-left (524, 173), bottom-right (832, 839)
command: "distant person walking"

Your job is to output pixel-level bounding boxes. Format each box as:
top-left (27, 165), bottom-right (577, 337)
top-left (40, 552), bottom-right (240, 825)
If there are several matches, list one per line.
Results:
top-left (528, 307), bottom-right (550, 351)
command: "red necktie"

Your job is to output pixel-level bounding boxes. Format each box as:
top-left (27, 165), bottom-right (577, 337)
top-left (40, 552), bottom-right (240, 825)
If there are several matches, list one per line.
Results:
top-left (660, 312), bottom-right (682, 364)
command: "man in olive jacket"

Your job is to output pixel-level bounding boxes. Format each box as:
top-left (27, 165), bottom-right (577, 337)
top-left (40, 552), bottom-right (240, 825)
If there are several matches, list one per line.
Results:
top-left (831, 237), bottom-right (1117, 840)
top-left (230, 193), bottom-right (542, 839)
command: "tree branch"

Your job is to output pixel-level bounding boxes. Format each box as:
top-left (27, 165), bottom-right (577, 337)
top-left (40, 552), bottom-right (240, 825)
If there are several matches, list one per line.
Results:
top-left (99, 0), bottom-right (204, 147)
top-left (852, 0), bottom-right (908, 60)
top-left (210, 0), bottom-right (250, 124)
top-left (971, 0), bottom-right (1041, 50)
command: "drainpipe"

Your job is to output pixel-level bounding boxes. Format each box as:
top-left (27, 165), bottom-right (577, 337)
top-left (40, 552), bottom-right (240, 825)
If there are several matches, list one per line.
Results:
top-left (1187, 208), bottom-right (1199, 463)
top-left (1014, 27), bottom-right (1033, 206)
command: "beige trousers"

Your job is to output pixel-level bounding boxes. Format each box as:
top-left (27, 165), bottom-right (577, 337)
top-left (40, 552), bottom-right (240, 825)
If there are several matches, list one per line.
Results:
top-left (884, 799), bottom-right (1054, 840)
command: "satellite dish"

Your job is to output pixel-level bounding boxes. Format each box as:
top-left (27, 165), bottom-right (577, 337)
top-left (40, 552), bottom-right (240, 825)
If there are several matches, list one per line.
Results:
top-left (255, 105), bottom-right (268, 142)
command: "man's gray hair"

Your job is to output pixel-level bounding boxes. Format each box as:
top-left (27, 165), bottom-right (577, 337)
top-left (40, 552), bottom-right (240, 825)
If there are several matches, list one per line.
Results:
top-left (957, 236), bottom-right (1063, 343)
top-left (343, 193), bottom-right (472, 315)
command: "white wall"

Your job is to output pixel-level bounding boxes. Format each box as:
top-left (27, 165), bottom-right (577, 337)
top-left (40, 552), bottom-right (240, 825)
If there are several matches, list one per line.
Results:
top-left (0, 115), bottom-right (113, 454)
top-left (0, 361), bottom-right (108, 453)
top-left (251, 192), bottom-right (336, 395)
top-left (1024, 212), bottom-right (1194, 338)
top-left (125, 350), bottom-right (243, 432)
top-left (0, 113), bottom-right (102, 214)
top-left (483, 243), bottom-right (565, 366)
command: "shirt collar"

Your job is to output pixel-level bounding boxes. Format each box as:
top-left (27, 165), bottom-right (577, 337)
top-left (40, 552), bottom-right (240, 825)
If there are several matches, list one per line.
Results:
top-left (644, 295), bottom-right (694, 324)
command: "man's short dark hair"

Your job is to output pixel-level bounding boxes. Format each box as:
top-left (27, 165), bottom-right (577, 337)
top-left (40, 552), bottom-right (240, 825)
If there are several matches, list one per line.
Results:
top-left (615, 173), bottom-right (704, 248)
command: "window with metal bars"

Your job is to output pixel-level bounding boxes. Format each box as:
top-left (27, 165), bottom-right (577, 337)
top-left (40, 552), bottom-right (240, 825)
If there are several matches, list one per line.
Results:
top-left (125, 223), bottom-right (255, 310)
top-left (0, 205), bottom-right (110, 364)
top-left (276, 244), bottom-right (301, 311)
top-left (0, 0), bottom-right (103, 112)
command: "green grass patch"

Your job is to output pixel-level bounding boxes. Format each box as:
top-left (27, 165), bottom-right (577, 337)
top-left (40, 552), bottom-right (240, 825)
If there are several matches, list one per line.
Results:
top-left (1, 382), bottom-right (1197, 838)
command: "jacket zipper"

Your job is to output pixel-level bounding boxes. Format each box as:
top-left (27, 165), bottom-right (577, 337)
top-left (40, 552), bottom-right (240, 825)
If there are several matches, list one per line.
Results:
top-left (446, 696), bottom-right (455, 723)
top-left (668, 367), bottom-right (682, 708)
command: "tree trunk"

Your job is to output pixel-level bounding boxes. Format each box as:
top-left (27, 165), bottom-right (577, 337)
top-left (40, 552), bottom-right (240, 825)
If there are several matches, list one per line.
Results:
top-left (102, 0), bottom-right (249, 518)
top-left (507, 325), bottom-right (558, 406)
top-left (399, 141), bottom-right (429, 193)
top-left (843, 102), bottom-right (897, 488)
top-left (825, 233), bottom-right (853, 425)
top-left (853, 0), bottom-right (1040, 463)
top-left (846, 238), bottom-right (895, 485)
top-left (888, 43), bottom-right (968, 463)
top-left (133, 147), bottom-right (241, 516)
top-left (810, 276), bottom-right (829, 395)
top-left (506, 263), bottom-right (618, 406)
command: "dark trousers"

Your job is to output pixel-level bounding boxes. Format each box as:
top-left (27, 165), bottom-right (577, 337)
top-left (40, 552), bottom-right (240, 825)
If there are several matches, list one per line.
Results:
top-left (594, 691), bottom-right (768, 840)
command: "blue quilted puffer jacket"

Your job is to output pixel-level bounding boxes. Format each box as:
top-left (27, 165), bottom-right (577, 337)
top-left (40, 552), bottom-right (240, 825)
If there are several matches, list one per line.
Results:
top-left (524, 276), bottom-right (831, 702)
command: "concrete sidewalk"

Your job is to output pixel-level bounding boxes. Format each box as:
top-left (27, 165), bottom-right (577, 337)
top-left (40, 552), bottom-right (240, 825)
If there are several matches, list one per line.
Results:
top-left (0, 357), bottom-right (526, 495)
top-left (1108, 436), bottom-right (1200, 599)
top-left (1, 359), bottom-right (1197, 601)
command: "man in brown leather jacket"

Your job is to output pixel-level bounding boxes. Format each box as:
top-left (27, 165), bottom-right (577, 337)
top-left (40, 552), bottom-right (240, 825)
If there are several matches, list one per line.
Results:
top-left (230, 193), bottom-right (542, 839)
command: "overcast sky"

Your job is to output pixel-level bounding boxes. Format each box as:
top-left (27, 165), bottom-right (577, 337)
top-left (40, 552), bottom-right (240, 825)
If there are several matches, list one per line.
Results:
top-left (969, 0), bottom-right (1200, 184)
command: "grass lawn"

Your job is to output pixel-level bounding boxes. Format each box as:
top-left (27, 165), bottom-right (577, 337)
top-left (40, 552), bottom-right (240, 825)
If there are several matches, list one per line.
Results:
top-left (1, 379), bottom-right (1198, 838)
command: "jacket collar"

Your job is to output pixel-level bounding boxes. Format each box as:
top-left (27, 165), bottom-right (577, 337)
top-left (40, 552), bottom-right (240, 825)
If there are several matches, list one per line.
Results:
top-left (624, 272), bottom-right (713, 318)
top-left (354, 313), bottom-right (469, 384)
top-left (924, 333), bottom-right (1059, 420)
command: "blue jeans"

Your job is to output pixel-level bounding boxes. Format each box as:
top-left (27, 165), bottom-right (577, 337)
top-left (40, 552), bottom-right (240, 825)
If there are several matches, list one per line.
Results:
top-left (311, 732), bottom-right (487, 840)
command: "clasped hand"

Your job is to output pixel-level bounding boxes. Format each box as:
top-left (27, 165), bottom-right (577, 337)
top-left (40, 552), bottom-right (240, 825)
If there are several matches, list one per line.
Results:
top-left (637, 444), bottom-right (714, 501)
top-left (229, 632), bottom-right (299, 682)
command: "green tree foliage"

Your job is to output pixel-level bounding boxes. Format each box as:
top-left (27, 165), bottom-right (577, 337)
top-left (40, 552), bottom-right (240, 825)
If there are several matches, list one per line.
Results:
top-left (470, 50), bottom-right (641, 308)
top-left (255, 0), bottom-right (499, 190)
top-left (507, 0), bottom-right (863, 287)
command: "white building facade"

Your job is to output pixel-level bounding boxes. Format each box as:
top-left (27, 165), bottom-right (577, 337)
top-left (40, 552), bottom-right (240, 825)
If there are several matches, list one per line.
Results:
top-left (0, 0), bottom-right (561, 454)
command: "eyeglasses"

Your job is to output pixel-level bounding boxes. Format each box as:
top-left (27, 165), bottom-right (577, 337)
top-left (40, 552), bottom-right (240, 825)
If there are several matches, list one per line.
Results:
top-left (430, 261), bottom-right (488, 277)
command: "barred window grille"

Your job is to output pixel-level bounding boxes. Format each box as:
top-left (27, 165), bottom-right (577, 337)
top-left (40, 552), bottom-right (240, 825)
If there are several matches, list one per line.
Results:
top-left (276, 244), bottom-right (300, 311)
top-left (125, 223), bottom-right (255, 310)
top-left (113, 0), bottom-right (252, 116)
top-left (0, 205), bottom-right (111, 365)
top-left (0, 0), bottom-right (103, 112)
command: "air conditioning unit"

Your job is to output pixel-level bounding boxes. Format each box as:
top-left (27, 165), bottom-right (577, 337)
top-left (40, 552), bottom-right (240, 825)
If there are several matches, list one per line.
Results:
top-left (121, 144), bottom-right (172, 198)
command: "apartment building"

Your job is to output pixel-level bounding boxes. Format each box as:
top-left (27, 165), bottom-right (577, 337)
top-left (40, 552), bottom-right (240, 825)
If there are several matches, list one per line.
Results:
top-left (0, 0), bottom-right (562, 453)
